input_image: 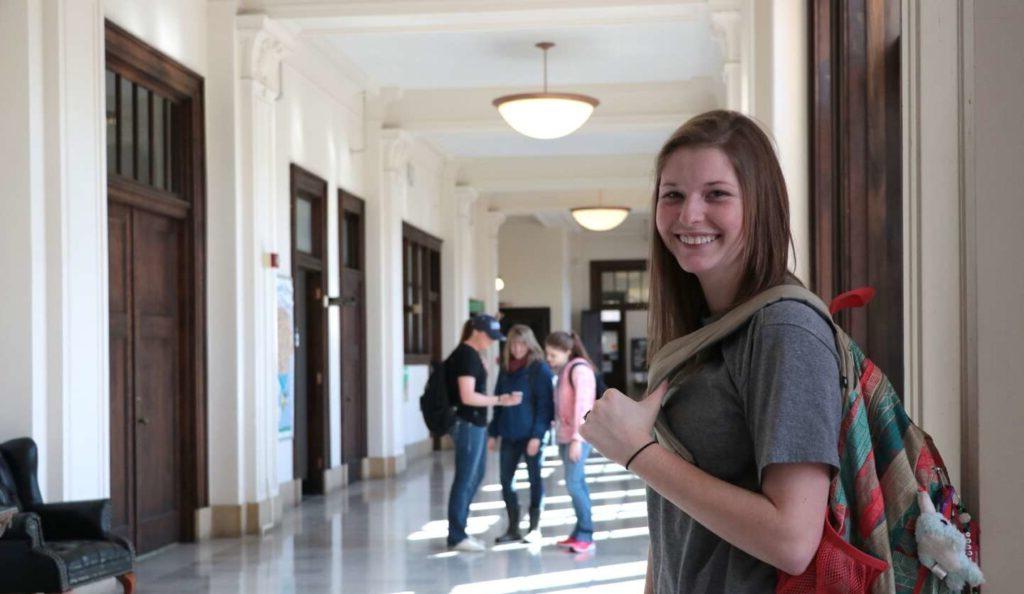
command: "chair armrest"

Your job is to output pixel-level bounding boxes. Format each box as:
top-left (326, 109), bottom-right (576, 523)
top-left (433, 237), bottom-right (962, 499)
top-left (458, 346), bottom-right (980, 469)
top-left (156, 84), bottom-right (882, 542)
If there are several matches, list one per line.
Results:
top-left (0, 512), bottom-right (45, 547)
top-left (32, 499), bottom-right (111, 541)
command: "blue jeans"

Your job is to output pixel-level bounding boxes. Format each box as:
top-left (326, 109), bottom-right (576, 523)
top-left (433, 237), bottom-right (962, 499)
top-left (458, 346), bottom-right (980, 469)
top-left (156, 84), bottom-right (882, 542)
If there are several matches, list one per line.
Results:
top-left (447, 418), bottom-right (487, 545)
top-left (498, 438), bottom-right (544, 516)
top-left (559, 441), bottom-right (593, 542)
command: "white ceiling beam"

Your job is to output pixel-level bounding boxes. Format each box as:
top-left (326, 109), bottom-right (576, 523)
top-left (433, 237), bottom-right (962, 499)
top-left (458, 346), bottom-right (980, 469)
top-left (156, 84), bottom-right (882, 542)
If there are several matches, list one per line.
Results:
top-left (400, 112), bottom-right (693, 134)
top-left (256, 1), bottom-right (706, 34)
top-left (473, 175), bottom-right (652, 194)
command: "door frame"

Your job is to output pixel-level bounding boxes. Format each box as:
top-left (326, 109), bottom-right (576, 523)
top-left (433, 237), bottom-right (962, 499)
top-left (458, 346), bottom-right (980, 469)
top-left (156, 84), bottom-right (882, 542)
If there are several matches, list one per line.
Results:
top-left (339, 189), bottom-right (368, 483)
top-left (290, 164), bottom-right (330, 493)
top-left (809, 0), bottom-right (904, 392)
top-left (105, 20), bottom-right (208, 543)
top-left (589, 259), bottom-right (648, 392)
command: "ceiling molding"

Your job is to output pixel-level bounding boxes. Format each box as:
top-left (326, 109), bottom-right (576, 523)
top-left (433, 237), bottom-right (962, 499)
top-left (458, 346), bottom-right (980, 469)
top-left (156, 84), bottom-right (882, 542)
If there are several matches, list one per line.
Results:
top-left (259, 1), bottom-right (707, 35)
top-left (473, 175), bottom-right (652, 194)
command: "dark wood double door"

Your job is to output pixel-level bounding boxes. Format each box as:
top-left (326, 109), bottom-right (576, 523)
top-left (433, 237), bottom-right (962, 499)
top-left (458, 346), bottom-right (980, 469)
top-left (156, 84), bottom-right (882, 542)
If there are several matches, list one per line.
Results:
top-left (291, 167), bottom-right (367, 492)
top-left (108, 202), bottom-right (184, 553)
top-left (105, 21), bottom-right (207, 555)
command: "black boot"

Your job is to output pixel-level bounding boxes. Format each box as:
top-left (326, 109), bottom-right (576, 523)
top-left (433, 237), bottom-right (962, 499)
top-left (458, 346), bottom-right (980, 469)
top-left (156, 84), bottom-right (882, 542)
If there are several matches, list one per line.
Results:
top-left (495, 507), bottom-right (522, 544)
top-left (528, 507), bottom-right (541, 532)
top-left (522, 507), bottom-right (543, 542)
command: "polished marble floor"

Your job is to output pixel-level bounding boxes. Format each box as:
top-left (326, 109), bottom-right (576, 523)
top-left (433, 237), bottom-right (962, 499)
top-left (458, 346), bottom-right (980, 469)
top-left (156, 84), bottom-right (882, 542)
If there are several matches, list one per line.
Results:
top-left (80, 445), bottom-right (649, 594)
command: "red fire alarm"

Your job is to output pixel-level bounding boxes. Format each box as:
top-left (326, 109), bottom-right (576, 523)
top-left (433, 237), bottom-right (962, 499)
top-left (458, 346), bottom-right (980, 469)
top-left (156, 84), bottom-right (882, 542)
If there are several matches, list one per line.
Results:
top-left (268, 252), bottom-right (280, 268)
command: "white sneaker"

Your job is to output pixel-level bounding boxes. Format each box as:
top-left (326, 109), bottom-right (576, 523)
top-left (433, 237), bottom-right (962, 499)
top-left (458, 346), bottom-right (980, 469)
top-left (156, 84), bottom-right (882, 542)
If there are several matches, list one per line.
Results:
top-left (522, 529), bottom-right (542, 543)
top-left (452, 536), bottom-right (487, 552)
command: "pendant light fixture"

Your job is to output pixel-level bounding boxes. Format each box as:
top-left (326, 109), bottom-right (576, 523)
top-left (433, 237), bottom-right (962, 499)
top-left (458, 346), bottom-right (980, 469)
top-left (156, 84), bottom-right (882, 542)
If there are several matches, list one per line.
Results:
top-left (571, 190), bottom-right (630, 232)
top-left (493, 42), bottom-right (599, 140)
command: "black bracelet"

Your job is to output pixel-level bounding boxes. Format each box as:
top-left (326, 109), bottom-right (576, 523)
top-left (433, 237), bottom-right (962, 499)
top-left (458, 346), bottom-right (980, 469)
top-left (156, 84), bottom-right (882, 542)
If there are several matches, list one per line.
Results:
top-left (625, 440), bottom-right (659, 470)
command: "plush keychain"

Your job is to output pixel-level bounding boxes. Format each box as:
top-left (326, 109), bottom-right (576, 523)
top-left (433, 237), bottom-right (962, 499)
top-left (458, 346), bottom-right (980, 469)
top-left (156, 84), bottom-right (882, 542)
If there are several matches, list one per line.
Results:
top-left (915, 491), bottom-right (985, 591)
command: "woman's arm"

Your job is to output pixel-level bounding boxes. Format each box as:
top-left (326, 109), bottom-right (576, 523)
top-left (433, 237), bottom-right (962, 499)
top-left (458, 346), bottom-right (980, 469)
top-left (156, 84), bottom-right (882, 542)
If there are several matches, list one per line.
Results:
top-left (458, 376), bottom-right (517, 407)
top-left (633, 446), bottom-right (829, 575)
top-left (581, 385), bottom-right (829, 576)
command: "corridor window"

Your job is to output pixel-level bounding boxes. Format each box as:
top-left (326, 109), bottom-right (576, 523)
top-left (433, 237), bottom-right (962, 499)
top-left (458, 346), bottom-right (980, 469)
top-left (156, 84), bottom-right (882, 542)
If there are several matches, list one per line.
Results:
top-left (591, 260), bottom-right (649, 309)
top-left (105, 69), bottom-right (177, 193)
top-left (403, 223), bottom-right (442, 364)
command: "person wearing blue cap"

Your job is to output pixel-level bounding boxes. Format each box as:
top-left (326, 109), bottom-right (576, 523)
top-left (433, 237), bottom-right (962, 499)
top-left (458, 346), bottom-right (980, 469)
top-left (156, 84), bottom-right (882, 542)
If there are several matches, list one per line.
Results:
top-left (445, 314), bottom-right (522, 552)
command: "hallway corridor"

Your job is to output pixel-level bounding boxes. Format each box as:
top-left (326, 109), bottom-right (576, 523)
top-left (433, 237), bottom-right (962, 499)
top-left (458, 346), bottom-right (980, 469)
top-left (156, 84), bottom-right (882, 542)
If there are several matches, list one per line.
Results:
top-left (81, 447), bottom-right (649, 594)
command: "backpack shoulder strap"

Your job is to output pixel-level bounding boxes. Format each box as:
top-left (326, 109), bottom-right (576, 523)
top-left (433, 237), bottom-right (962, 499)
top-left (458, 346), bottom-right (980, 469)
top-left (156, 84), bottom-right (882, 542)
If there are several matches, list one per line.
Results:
top-left (566, 360), bottom-right (586, 388)
top-left (645, 284), bottom-right (857, 463)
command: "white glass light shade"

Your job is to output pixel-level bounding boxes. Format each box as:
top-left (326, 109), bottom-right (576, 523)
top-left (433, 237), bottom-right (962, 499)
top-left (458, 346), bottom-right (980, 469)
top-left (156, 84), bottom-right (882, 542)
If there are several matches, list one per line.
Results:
top-left (571, 207), bottom-right (630, 232)
top-left (493, 93), bottom-right (599, 139)
top-left (495, 277), bottom-right (505, 292)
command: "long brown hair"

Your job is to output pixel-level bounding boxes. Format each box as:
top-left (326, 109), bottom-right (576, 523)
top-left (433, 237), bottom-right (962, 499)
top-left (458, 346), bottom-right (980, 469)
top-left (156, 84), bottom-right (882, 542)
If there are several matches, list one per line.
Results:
top-left (648, 110), bottom-right (796, 355)
top-left (459, 318), bottom-right (474, 342)
top-left (501, 324), bottom-right (545, 369)
top-left (545, 331), bottom-right (596, 368)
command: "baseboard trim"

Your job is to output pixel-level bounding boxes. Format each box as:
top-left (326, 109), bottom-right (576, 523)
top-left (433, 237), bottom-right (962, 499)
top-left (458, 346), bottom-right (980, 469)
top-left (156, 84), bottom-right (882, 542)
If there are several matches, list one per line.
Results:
top-left (366, 454), bottom-right (407, 478)
top-left (324, 464), bottom-right (348, 492)
top-left (405, 436), bottom-right (436, 462)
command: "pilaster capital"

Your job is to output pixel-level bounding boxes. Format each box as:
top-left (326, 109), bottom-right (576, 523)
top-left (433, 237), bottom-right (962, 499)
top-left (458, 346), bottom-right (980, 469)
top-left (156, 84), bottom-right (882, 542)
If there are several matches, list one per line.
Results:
top-left (710, 9), bottom-right (742, 63)
top-left (454, 186), bottom-right (479, 220)
top-left (380, 129), bottom-right (415, 173)
top-left (237, 14), bottom-right (292, 101)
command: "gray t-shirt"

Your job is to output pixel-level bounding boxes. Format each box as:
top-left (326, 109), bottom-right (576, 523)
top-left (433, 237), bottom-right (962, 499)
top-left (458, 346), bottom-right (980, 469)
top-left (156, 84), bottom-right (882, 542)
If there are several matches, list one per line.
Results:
top-left (648, 300), bottom-right (842, 594)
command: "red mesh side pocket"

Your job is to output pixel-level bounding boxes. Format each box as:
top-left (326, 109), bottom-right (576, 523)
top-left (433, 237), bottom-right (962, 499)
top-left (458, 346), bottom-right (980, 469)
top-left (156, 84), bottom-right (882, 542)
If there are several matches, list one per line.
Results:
top-left (777, 518), bottom-right (889, 594)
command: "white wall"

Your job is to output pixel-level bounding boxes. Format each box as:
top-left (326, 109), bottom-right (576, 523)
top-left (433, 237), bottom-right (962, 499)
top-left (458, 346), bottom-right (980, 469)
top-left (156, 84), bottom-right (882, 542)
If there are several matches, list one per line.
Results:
top-left (498, 218), bottom-right (571, 332)
top-left (104, 0), bottom-right (207, 75)
top-left (749, 0), bottom-right (810, 284)
top-left (971, 1), bottom-right (1024, 587)
top-left (275, 57), bottom-right (365, 480)
top-left (569, 228), bottom-right (650, 330)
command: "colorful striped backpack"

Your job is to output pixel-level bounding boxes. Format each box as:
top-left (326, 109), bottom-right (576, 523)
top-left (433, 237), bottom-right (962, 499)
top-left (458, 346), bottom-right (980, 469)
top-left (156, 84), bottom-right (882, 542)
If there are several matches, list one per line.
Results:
top-left (645, 284), bottom-right (981, 594)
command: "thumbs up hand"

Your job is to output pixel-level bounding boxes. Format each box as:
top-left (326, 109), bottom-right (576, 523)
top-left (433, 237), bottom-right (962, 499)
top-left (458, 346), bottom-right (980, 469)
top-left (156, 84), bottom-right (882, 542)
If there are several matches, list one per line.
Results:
top-left (580, 381), bottom-right (668, 467)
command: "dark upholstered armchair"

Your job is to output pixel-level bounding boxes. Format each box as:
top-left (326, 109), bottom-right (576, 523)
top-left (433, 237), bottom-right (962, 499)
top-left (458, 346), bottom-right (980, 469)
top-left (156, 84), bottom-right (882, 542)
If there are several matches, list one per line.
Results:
top-left (0, 438), bottom-right (135, 593)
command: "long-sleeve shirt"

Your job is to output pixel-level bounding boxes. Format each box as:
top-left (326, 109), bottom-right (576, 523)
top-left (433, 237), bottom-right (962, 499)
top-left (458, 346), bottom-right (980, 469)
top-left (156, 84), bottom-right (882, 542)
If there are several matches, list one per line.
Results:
top-left (555, 357), bottom-right (597, 444)
top-left (488, 360), bottom-right (555, 441)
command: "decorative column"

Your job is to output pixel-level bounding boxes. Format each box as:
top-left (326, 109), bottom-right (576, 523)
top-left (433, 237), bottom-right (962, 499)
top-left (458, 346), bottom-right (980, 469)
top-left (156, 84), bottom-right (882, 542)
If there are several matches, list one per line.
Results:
top-left (363, 126), bottom-right (413, 477)
top-left (712, 8), bottom-right (745, 112)
top-left (205, 13), bottom-right (290, 537)
top-left (442, 176), bottom-right (478, 356)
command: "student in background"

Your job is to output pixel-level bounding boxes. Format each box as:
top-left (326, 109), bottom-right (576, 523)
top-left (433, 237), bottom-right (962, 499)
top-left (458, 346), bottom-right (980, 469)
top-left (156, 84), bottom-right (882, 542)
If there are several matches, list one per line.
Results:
top-left (544, 330), bottom-right (598, 554)
top-left (445, 314), bottom-right (522, 552)
top-left (488, 324), bottom-right (555, 544)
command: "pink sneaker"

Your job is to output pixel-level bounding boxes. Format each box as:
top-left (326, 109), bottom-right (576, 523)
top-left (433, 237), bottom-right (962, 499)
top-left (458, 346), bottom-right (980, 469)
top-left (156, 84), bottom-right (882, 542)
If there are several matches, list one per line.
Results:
top-left (556, 537), bottom-right (577, 549)
top-left (569, 540), bottom-right (595, 553)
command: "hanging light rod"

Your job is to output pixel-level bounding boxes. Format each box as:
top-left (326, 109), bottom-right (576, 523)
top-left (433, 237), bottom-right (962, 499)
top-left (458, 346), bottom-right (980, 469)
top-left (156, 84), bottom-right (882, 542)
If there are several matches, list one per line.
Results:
top-left (492, 42), bottom-right (600, 140)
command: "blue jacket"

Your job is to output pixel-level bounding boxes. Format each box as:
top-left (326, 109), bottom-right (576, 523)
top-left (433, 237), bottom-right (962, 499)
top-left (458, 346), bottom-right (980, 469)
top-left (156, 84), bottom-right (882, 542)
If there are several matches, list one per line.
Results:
top-left (488, 360), bottom-right (555, 441)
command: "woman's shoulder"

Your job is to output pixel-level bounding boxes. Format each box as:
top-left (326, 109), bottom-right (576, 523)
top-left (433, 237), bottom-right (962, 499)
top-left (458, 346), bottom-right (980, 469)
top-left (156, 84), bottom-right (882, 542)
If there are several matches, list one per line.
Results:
top-left (530, 359), bottom-right (553, 376)
top-left (724, 299), bottom-right (839, 364)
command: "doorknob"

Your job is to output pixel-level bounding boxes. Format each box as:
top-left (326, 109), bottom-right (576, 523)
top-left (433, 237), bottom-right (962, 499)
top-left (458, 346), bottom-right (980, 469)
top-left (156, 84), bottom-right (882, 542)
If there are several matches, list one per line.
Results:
top-left (137, 417), bottom-right (150, 426)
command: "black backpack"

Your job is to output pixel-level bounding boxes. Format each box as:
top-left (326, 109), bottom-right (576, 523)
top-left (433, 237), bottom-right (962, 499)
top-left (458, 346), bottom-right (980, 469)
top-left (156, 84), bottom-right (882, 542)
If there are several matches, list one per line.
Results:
top-left (420, 360), bottom-right (456, 436)
top-left (568, 361), bottom-right (609, 399)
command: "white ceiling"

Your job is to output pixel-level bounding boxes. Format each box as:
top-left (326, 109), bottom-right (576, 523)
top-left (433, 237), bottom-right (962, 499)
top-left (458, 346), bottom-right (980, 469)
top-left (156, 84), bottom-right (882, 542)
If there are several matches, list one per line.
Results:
top-left (316, 21), bottom-right (722, 90)
top-left (265, 0), bottom-right (734, 229)
top-left (420, 126), bottom-right (679, 159)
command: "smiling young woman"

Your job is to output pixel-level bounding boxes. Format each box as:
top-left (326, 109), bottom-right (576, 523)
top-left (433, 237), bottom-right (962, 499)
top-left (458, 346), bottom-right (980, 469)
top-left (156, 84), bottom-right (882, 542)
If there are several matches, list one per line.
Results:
top-left (580, 111), bottom-right (842, 593)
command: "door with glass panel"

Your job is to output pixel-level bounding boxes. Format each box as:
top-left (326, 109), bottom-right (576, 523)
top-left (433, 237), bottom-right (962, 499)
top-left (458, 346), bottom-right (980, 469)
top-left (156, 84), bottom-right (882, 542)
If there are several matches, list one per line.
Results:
top-left (105, 21), bottom-right (207, 554)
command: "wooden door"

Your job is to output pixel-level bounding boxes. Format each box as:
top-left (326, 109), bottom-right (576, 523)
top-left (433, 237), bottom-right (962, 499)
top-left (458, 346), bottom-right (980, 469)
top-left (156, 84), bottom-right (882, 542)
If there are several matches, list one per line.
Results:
top-left (291, 165), bottom-right (329, 495)
top-left (293, 270), bottom-right (310, 485)
top-left (107, 203), bottom-right (184, 553)
top-left (108, 203), bottom-right (134, 543)
top-left (106, 21), bottom-right (208, 552)
top-left (810, 0), bottom-right (903, 391)
top-left (132, 210), bottom-right (183, 551)
top-left (339, 193), bottom-right (367, 484)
